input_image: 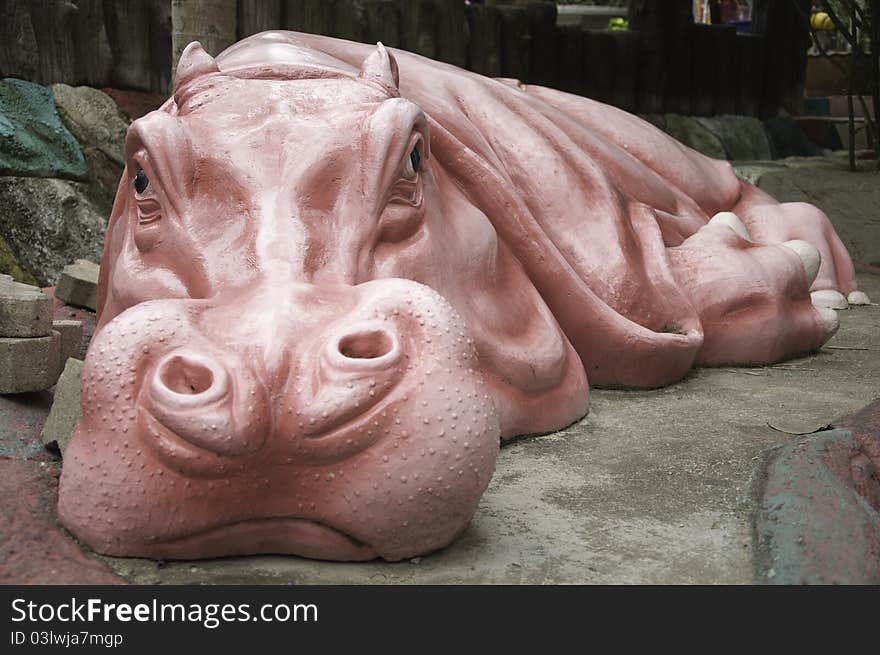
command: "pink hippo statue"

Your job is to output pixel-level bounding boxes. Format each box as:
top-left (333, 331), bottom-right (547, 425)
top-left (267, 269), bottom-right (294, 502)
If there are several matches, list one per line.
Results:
top-left (58, 32), bottom-right (869, 562)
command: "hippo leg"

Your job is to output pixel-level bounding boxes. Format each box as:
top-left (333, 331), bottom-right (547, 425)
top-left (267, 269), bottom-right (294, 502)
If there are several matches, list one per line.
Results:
top-left (732, 184), bottom-right (869, 307)
top-left (668, 217), bottom-right (837, 366)
top-left (706, 212), bottom-right (849, 320)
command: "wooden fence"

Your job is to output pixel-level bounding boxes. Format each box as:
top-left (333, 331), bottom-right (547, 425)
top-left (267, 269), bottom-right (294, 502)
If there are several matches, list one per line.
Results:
top-left (0, 0), bottom-right (811, 118)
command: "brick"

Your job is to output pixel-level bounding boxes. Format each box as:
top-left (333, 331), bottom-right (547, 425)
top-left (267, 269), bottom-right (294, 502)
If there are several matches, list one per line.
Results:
top-left (41, 358), bottom-right (83, 455)
top-left (52, 319), bottom-right (84, 362)
top-left (0, 331), bottom-right (61, 393)
top-left (0, 276), bottom-right (53, 338)
top-left (54, 259), bottom-right (100, 311)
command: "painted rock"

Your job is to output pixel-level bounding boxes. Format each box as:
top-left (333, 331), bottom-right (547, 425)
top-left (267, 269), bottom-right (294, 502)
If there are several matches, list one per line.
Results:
top-left (58, 32), bottom-right (867, 562)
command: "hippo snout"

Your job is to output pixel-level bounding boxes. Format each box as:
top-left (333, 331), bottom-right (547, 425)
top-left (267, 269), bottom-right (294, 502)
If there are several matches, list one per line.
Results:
top-left (59, 280), bottom-right (501, 561)
top-left (143, 318), bottom-right (405, 461)
top-left (146, 349), bottom-right (269, 458)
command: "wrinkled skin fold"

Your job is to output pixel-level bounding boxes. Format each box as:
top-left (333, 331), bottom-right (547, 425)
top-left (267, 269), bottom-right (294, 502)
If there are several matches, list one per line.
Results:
top-left (58, 32), bottom-right (866, 561)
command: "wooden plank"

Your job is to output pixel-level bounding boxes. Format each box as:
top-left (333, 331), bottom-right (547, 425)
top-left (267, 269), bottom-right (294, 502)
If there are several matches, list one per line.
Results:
top-left (690, 24), bottom-right (715, 117)
top-left (736, 34), bottom-right (765, 117)
top-left (147, 0), bottom-right (173, 94)
top-left (752, 0), bottom-right (811, 116)
top-left (104, 0), bottom-right (154, 91)
top-left (170, 0), bottom-right (235, 73)
top-left (525, 2), bottom-right (557, 86)
top-left (28, 0), bottom-right (78, 84)
top-left (556, 24), bottom-right (584, 95)
top-left (664, 24), bottom-right (692, 115)
top-left (713, 24), bottom-right (738, 115)
top-left (399, 0), bottom-right (438, 60)
top-left (628, 0), bottom-right (692, 114)
top-left (238, 0), bottom-right (283, 39)
top-left (496, 4), bottom-right (531, 82)
top-left (103, 0), bottom-right (172, 93)
top-left (282, 0), bottom-right (337, 36)
top-left (0, 0), bottom-right (40, 82)
top-left (365, 0), bottom-right (402, 48)
top-left (335, 0), bottom-right (369, 43)
top-left (71, 0), bottom-right (113, 86)
top-left (465, 4), bottom-right (503, 78)
top-left (434, 0), bottom-right (468, 68)
top-left (786, 0), bottom-right (811, 116)
top-left (610, 30), bottom-right (638, 112)
top-left (582, 30), bottom-right (615, 104)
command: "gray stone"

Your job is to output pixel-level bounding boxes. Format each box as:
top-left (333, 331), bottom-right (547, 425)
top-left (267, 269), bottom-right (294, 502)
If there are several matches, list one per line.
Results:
top-left (54, 259), bottom-right (100, 310)
top-left (0, 177), bottom-right (107, 287)
top-left (0, 330), bottom-right (61, 394)
top-left (0, 276), bottom-right (52, 337)
top-left (52, 319), bottom-right (83, 362)
top-left (834, 121), bottom-right (870, 151)
top-left (51, 84), bottom-right (129, 200)
top-left (0, 78), bottom-right (88, 180)
top-left (764, 116), bottom-right (823, 159)
top-left (662, 114), bottom-right (726, 159)
top-left (40, 357), bottom-right (82, 455)
top-left (694, 115), bottom-right (772, 161)
top-left (0, 231), bottom-right (38, 285)
top-left (755, 427), bottom-right (880, 584)
top-left (731, 161), bottom-right (787, 186)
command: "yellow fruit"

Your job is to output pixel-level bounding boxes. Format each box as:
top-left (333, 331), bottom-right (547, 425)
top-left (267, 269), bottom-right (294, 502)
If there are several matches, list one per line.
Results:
top-left (811, 12), bottom-right (834, 31)
top-left (813, 12), bottom-right (836, 31)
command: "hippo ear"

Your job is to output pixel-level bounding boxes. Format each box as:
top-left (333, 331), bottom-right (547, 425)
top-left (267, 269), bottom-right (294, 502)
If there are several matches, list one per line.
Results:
top-left (358, 42), bottom-right (400, 97)
top-left (174, 41), bottom-right (220, 102)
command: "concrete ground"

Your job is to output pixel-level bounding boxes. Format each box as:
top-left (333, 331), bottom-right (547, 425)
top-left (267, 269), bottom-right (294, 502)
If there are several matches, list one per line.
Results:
top-left (735, 155), bottom-right (880, 267)
top-left (98, 271), bottom-right (880, 585)
top-left (1, 157), bottom-right (877, 585)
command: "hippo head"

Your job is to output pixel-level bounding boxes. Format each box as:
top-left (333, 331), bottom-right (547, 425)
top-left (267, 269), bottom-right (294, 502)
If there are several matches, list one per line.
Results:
top-left (58, 39), bottom-right (588, 561)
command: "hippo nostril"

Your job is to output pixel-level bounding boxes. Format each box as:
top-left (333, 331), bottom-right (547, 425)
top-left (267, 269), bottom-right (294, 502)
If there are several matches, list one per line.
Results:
top-left (151, 350), bottom-right (229, 408)
top-left (327, 323), bottom-right (401, 372)
top-left (338, 330), bottom-right (394, 360)
top-left (160, 355), bottom-right (214, 394)
top-left (145, 348), bottom-right (267, 459)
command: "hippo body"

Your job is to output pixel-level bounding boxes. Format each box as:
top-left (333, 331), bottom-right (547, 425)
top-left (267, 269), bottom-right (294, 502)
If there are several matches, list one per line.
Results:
top-left (58, 32), bottom-right (866, 562)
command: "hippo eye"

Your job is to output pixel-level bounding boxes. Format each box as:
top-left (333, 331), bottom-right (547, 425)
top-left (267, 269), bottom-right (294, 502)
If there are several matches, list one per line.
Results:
top-left (134, 168), bottom-right (149, 194)
top-left (402, 145), bottom-right (421, 179)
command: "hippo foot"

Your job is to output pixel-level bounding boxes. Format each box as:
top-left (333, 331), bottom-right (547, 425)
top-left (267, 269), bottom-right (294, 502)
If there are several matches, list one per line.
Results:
top-left (810, 289), bottom-right (849, 310)
top-left (670, 217), bottom-right (843, 364)
top-left (779, 241), bottom-right (840, 345)
top-left (711, 226), bottom-right (847, 347)
top-left (813, 306), bottom-right (841, 344)
top-left (708, 211), bottom-right (752, 241)
top-left (848, 290), bottom-right (872, 306)
top-left (779, 239), bottom-right (820, 284)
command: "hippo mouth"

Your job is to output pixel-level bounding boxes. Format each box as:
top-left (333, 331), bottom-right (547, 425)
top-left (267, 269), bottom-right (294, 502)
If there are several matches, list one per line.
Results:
top-left (140, 372), bottom-right (404, 472)
top-left (150, 517), bottom-right (378, 561)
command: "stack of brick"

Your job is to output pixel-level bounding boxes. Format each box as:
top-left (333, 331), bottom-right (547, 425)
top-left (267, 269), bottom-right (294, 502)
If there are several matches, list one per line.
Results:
top-left (0, 275), bottom-right (83, 394)
top-left (54, 259), bottom-right (100, 311)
